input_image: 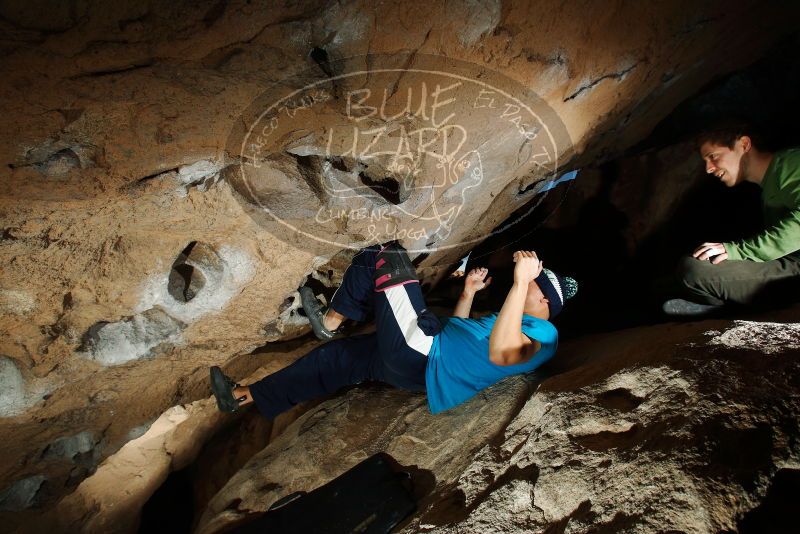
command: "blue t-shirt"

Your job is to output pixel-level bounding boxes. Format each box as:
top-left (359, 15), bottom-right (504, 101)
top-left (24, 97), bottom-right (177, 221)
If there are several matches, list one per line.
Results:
top-left (425, 313), bottom-right (558, 414)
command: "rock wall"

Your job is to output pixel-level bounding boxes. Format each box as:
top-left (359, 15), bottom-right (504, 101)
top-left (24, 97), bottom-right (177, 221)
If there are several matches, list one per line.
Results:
top-left (2, 0), bottom-right (800, 525)
top-left (196, 309), bottom-right (800, 534)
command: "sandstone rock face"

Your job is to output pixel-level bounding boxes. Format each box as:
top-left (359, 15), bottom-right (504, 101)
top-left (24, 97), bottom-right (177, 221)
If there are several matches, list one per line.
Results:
top-left (417, 352), bottom-right (797, 530)
top-left (2, 0), bottom-right (800, 524)
top-left (197, 312), bottom-right (800, 534)
top-left (196, 373), bottom-right (533, 534)
top-left (10, 348), bottom-right (318, 534)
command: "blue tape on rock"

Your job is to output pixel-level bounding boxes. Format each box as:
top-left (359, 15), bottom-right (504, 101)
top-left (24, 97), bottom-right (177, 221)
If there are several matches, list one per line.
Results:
top-left (538, 169), bottom-right (579, 193)
top-left (452, 170), bottom-right (578, 271)
top-left (456, 252), bottom-right (471, 272)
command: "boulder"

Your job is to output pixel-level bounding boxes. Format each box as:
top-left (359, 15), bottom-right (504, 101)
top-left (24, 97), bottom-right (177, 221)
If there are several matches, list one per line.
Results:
top-left (197, 309), bottom-right (800, 533)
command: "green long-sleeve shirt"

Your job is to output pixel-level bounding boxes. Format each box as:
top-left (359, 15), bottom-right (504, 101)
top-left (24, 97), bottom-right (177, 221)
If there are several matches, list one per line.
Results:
top-left (724, 148), bottom-right (800, 262)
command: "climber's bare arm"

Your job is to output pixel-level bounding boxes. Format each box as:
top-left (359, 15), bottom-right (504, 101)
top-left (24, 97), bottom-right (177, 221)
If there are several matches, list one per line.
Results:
top-left (452, 267), bottom-right (492, 318)
top-left (489, 252), bottom-right (542, 366)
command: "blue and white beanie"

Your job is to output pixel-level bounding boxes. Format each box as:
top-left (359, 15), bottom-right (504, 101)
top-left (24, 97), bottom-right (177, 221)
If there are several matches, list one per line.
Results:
top-left (534, 268), bottom-right (578, 318)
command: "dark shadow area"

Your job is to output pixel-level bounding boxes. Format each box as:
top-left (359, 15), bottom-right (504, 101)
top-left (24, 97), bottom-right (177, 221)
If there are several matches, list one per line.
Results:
top-left (459, 166), bottom-right (762, 338)
top-left (358, 171), bottom-right (404, 204)
top-left (737, 468), bottom-right (800, 534)
top-left (638, 33), bottom-right (800, 154)
top-left (447, 32), bottom-right (800, 339)
top-left (138, 467), bottom-right (194, 534)
top-left (137, 402), bottom-right (321, 534)
top-left (227, 453), bottom-right (418, 534)
top-left (168, 241), bottom-right (205, 303)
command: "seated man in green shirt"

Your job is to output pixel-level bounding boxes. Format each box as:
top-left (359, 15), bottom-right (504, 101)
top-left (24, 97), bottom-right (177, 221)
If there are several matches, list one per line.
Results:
top-left (664, 120), bottom-right (800, 315)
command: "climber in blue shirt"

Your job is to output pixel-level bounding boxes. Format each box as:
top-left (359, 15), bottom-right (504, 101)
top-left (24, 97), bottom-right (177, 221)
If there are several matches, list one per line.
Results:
top-left (209, 243), bottom-right (577, 417)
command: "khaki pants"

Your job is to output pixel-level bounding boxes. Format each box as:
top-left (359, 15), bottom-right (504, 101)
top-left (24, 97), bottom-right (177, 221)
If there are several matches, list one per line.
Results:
top-left (677, 255), bottom-right (800, 306)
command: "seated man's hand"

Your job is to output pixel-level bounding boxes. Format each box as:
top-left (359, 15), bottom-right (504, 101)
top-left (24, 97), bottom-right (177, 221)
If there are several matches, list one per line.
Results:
top-left (512, 250), bottom-right (543, 285)
top-left (693, 242), bottom-right (729, 264)
top-left (464, 267), bottom-right (492, 294)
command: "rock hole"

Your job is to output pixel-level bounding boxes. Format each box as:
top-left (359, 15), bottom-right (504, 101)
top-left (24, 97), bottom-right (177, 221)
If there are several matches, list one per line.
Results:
top-left (326, 155), bottom-right (353, 172)
top-left (596, 388), bottom-right (645, 412)
top-left (118, 12), bottom-right (150, 32)
top-left (137, 466), bottom-right (194, 534)
top-left (41, 431), bottom-right (96, 462)
top-left (289, 153), bottom-right (326, 201)
top-left (420, 487), bottom-right (468, 528)
top-left (490, 463), bottom-right (539, 496)
top-left (262, 294), bottom-right (312, 341)
top-left (359, 171), bottom-right (403, 204)
top-left (225, 498), bottom-right (249, 515)
top-left (136, 166), bottom-right (179, 185)
top-left (168, 241), bottom-right (207, 303)
top-left (310, 46), bottom-right (328, 64)
top-left (309, 46), bottom-right (333, 77)
top-left (572, 423), bottom-right (642, 452)
top-left (584, 510), bottom-right (639, 533)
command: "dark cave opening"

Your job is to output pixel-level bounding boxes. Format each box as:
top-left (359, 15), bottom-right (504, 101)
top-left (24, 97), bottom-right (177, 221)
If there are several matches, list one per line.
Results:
top-left (455, 32), bottom-right (800, 339)
top-left (737, 468), bottom-right (800, 534)
top-left (138, 467), bottom-right (194, 534)
top-left (358, 171), bottom-right (404, 205)
top-left (309, 46), bottom-right (333, 77)
top-left (168, 241), bottom-right (206, 303)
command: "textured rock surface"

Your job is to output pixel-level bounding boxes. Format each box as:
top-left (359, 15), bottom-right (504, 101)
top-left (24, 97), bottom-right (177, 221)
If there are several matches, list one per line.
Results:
top-left (196, 372), bottom-right (533, 534)
top-left (2, 0), bottom-right (800, 525)
top-left (10, 347), bottom-right (318, 534)
top-left (197, 309), bottom-right (800, 534)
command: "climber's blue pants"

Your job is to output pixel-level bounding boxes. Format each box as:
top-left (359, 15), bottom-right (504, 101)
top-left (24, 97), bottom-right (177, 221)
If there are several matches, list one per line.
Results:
top-left (249, 245), bottom-right (441, 419)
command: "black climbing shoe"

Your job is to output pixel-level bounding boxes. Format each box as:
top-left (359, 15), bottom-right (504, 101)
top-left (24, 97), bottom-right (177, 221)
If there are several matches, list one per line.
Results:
top-left (374, 243), bottom-right (419, 292)
top-left (299, 286), bottom-right (336, 341)
top-left (662, 298), bottom-right (724, 317)
top-left (210, 366), bottom-right (244, 413)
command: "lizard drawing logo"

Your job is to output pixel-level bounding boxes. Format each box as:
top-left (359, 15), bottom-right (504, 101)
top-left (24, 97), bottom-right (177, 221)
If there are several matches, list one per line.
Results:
top-left (227, 53), bottom-right (571, 254)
